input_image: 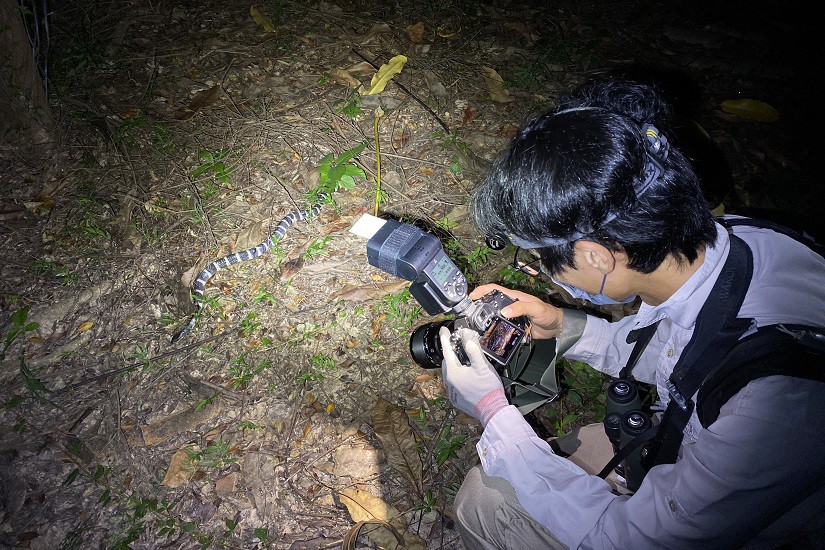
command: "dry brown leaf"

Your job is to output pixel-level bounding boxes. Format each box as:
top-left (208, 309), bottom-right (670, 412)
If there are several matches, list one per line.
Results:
top-left (331, 67), bottom-right (362, 90)
top-left (160, 445), bottom-right (197, 488)
top-left (190, 85), bottom-right (221, 111)
top-left (339, 488), bottom-right (425, 550)
top-left (328, 280), bottom-right (408, 302)
top-left (482, 67), bottom-right (514, 103)
top-left (372, 398), bottom-right (424, 494)
top-left (406, 21), bottom-right (426, 43)
top-left (361, 22), bottom-right (392, 44)
top-left (233, 220), bottom-right (263, 252)
top-left (346, 61), bottom-right (376, 76)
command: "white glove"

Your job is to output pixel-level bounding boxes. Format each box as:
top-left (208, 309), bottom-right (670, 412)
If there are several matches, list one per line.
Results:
top-left (440, 327), bottom-right (509, 427)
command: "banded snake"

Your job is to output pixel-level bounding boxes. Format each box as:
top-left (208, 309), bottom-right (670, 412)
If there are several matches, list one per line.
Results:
top-left (172, 197), bottom-right (326, 343)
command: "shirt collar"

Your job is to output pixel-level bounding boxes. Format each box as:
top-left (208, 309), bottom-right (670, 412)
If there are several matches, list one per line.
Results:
top-left (633, 223), bottom-right (730, 331)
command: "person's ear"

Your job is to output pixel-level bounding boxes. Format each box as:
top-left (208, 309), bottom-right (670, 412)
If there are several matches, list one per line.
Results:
top-left (575, 241), bottom-right (615, 274)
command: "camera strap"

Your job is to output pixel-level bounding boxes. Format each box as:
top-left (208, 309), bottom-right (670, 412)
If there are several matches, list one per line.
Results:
top-left (502, 313), bottom-right (588, 414)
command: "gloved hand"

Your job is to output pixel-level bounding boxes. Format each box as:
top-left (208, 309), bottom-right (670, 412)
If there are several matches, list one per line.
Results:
top-left (440, 327), bottom-right (509, 427)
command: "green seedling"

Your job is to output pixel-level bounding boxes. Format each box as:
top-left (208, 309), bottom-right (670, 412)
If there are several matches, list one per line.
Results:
top-left (335, 90), bottom-right (363, 120)
top-left (30, 260), bottom-right (78, 285)
top-left (415, 490), bottom-right (437, 513)
top-left (303, 236), bottom-right (331, 261)
top-left (383, 289), bottom-right (422, 331)
top-left (186, 436), bottom-right (237, 470)
top-left (195, 392), bottom-right (219, 411)
top-left (434, 426), bottom-right (468, 465)
top-left (239, 312), bottom-right (261, 336)
top-left (306, 142), bottom-right (368, 203)
top-left (192, 149), bottom-right (234, 184)
top-left (228, 356), bottom-right (270, 389)
top-left (3, 307), bottom-right (39, 361)
top-left (296, 353), bottom-right (336, 383)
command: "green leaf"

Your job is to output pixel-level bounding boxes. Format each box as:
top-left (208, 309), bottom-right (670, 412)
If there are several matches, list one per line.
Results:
top-left (12, 306), bottom-right (29, 326)
top-left (334, 142), bottom-right (367, 166)
top-left (64, 468), bottom-right (79, 486)
top-left (254, 527), bottom-right (269, 541)
top-left (6, 394), bottom-right (23, 408)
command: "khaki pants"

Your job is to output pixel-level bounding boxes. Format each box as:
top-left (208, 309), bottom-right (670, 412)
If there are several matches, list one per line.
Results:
top-left (454, 423), bottom-right (622, 550)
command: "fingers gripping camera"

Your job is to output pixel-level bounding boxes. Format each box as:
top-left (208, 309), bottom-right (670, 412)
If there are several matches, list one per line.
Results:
top-left (411, 290), bottom-right (530, 369)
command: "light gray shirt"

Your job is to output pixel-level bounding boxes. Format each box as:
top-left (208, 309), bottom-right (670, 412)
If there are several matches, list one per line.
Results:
top-left (478, 221), bottom-right (825, 548)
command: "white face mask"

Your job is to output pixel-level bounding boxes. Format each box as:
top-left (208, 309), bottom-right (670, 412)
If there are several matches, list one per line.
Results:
top-left (551, 274), bottom-right (635, 305)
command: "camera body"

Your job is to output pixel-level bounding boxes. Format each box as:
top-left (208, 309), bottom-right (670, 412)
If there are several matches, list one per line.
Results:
top-left (411, 289), bottom-right (529, 369)
top-left (349, 215), bottom-right (529, 369)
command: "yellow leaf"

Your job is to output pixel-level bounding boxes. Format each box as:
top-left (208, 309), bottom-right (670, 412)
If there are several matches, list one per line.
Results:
top-left (721, 99), bottom-right (780, 122)
top-left (250, 6), bottom-right (275, 32)
top-left (481, 67), bottom-right (514, 103)
top-left (365, 55), bottom-right (407, 95)
top-left (76, 321), bottom-right (94, 332)
top-left (326, 403), bottom-right (335, 414)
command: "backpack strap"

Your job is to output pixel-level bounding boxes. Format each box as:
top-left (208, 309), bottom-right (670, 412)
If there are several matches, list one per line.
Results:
top-left (697, 324), bottom-right (825, 427)
top-left (643, 234), bottom-right (755, 468)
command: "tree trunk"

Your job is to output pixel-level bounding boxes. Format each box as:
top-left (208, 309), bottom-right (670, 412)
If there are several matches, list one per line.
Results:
top-left (0, 0), bottom-right (52, 151)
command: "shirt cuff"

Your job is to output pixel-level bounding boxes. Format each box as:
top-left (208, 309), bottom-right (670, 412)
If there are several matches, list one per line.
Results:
top-left (564, 314), bottom-right (606, 364)
top-left (477, 406), bottom-right (547, 466)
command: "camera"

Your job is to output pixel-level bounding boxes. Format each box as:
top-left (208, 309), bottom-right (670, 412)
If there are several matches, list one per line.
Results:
top-left (349, 215), bottom-right (530, 369)
top-left (409, 290), bottom-right (529, 369)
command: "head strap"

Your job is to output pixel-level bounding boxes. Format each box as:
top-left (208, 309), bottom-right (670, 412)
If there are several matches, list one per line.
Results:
top-left (502, 109), bottom-right (670, 248)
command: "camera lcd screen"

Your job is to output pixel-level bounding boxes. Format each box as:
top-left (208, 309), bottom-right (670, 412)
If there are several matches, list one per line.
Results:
top-left (429, 255), bottom-right (456, 285)
top-left (480, 317), bottom-right (525, 365)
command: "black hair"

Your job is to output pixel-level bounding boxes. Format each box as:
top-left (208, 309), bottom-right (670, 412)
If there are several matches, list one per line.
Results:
top-left (472, 79), bottom-right (717, 275)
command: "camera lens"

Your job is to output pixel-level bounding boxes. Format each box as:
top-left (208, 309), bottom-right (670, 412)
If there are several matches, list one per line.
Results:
top-left (409, 320), bottom-right (454, 369)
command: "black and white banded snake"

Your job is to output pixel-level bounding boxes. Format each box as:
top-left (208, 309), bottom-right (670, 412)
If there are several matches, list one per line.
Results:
top-left (171, 196), bottom-right (326, 343)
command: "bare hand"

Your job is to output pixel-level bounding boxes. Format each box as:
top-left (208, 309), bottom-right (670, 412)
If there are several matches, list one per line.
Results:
top-left (470, 283), bottom-right (564, 339)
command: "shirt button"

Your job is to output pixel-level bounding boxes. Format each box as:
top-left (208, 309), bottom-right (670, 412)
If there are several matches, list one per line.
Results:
top-left (482, 448), bottom-right (488, 457)
top-left (669, 500), bottom-right (678, 512)
top-left (667, 349), bottom-right (675, 358)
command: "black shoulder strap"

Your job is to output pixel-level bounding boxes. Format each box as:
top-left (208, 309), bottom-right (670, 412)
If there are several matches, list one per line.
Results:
top-left (598, 235), bottom-right (754, 479)
top-left (644, 234), bottom-right (754, 468)
top-left (697, 324), bottom-right (825, 427)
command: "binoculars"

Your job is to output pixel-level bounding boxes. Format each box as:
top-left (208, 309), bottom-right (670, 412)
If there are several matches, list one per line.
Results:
top-left (604, 378), bottom-right (652, 492)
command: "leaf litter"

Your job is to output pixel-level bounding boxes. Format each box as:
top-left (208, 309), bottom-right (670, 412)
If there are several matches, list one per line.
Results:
top-left (0, 0), bottom-right (817, 548)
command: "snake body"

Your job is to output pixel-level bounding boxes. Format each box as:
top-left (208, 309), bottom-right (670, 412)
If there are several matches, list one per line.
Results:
top-left (172, 198), bottom-right (325, 343)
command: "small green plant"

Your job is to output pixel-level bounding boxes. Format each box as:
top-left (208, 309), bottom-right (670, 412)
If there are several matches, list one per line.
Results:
top-left (195, 392), bottom-right (219, 411)
top-left (303, 236), bottom-right (331, 261)
top-left (30, 260), bottom-right (78, 285)
top-left (306, 142), bottom-right (368, 203)
top-left (238, 420), bottom-right (261, 431)
top-left (252, 288), bottom-right (278, 305)
top-left (192, 149), bottom-right (234, 184)
top-left (434, 426), bottom-right (468, 465)
top-left (228, 356), bottom-right (270, 389)
top-left (383, 289), bottom-right (422, 330)
top-left (2, 307), bottom-right (39, 361)
top-left (335, 90), bottom-right (363, 120)
top-left (415, 490), bottom-right (437, 513)
top-left (153, 123), bottom-right (174, 151)
top-left (239, 312), bottom-right (261, 336)
top-left (296, 353), bottom-right (336, 383)
top-left (429, 130), bottom-right (467, 173)
top-left (186, 437), bottom-right (237, 470)
top-left (132, 344), bottom-right (158, 371)
top-left (467, 245), bottom-right (491, 271)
